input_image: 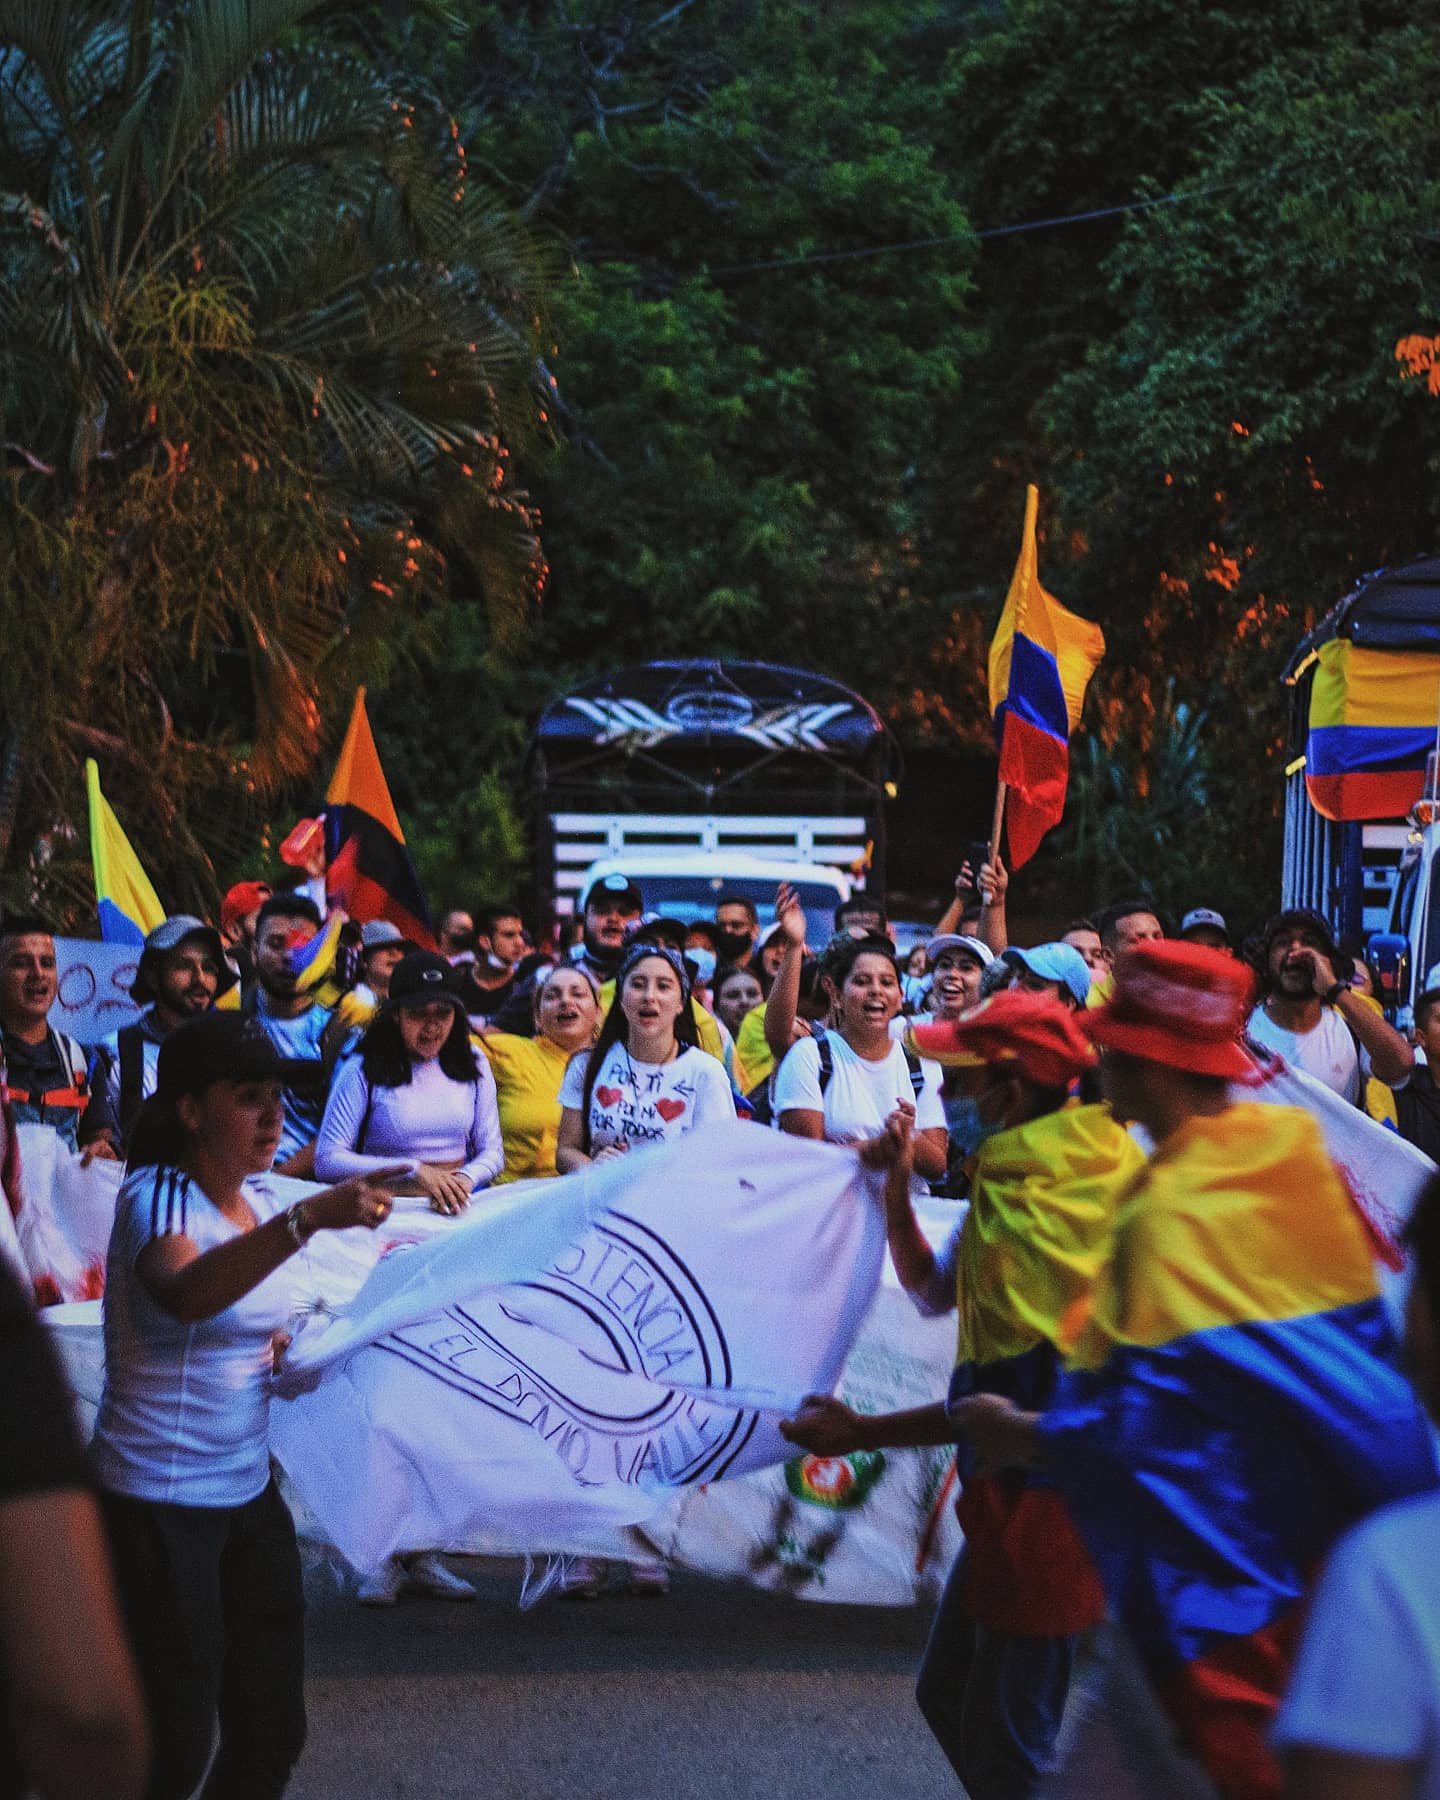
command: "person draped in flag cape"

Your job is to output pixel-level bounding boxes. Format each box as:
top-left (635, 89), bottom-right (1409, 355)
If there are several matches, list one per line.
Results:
top-left (961, 941), bottom-right (1440, 1800)
top-left (781, 990), bottom-right (1143, 1799)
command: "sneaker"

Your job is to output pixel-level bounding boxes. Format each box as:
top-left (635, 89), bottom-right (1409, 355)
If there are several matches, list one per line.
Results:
top-left (356, 1558), bottom-right (406, 1606)
top-left (559, 1555), bottom-right (606, 1600)
top-left (405, 1552), bottom-right (477, 1601)
top-left (625, 1560), bottom-right (670, 1597)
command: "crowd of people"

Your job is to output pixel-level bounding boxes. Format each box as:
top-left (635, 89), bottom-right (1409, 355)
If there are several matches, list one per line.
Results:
top-left (0, 851), bottom-right (1437, 1800)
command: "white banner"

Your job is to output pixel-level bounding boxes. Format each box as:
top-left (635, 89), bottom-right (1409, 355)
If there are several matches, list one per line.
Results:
top-left (271, 1124), bottom-right (888, 1572)
top-left (50, 938), bottom-right (142, 1045)
top-left (14, 1124), bottom-right (123, 1303)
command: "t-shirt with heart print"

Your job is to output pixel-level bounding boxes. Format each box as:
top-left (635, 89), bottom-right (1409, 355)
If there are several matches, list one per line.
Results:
top-left (557, 1040), bottom-right (737, 1154)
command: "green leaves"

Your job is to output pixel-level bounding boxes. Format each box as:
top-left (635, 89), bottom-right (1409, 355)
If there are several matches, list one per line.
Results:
top-left (0, 0), bottom-right (553, 918)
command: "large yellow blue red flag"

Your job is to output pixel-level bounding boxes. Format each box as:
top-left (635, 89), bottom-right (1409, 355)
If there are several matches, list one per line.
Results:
top-left (1040, 1103), bottom-right (1437, 1798)
top-left (86, 759), bottom-right (165, 946)
top-left (987, 486), bottom-right (1105, 866)
top-left (324, 690), bottom-right (435, 951)
top-left (1305, 639), bottom-right (1440, 820)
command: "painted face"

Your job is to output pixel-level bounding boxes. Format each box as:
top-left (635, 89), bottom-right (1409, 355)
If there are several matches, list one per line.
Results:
top-left (620, 955), bottom-right (685, 1039)
top-left (255, 914), bottom-right (316, 997)
top-left (0, 933), bottom-right (57, 1029)
top-left (185, 1078), bottom-right (285, 1174)
top-left (837, 951), bottom-right (901, 1035)
top-left (536, 968), bottom-right (601, 1049)
top-left (715, 969), bottom-right (763, 1036)
top-left (397, 1000), bottom-right (456, 1062)
top-left (155, 939), bottom-right (221, 1020)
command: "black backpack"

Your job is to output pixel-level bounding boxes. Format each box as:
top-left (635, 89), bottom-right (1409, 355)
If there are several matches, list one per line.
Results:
top-left (747, 1026), bottom-right (925, 1127)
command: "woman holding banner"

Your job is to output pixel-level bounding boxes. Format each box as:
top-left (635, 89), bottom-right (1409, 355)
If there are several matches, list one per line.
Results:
top-left (91, 1012), bottom-right (402, 1800)
top-left (554, 941), bottom-right (736, 1593)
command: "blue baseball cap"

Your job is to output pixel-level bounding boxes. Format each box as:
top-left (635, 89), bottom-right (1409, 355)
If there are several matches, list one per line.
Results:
top-left (1006, 941), bottom-right (1092, 1009)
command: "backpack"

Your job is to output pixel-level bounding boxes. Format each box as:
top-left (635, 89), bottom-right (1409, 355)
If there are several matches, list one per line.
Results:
top-left (748, 1026), bottom-right (925, 1127)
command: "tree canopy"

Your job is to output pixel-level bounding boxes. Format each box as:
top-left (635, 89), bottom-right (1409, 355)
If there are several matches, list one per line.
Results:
top-left (7, 0), bottom-right (1440, 928)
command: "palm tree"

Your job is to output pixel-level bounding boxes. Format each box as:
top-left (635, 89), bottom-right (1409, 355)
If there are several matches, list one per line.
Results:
top-left (0, 0), bottom-right (558, 917)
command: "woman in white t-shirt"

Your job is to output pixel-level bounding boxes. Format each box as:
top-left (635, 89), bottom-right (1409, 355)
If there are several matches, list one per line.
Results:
top-left (554, 942), bottom-right (735, 1171)
top-left (92, 1012), bottom-right (403, 1800)
top-left (774, 933), bottom-right (948, 1184)
top-left (553, 941), bottom-right (735, 1596)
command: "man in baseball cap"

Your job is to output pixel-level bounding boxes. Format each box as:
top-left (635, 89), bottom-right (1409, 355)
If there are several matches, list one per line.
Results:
top-left (1178, 906), bottom-right (1231, 953)
top-left (948, 941), bottom-right (1435, 1797)
top-left (783, 991), bottom-right (1143, 1796)
top-left (571, 875), bottom-right (644, 985)
top-left (91, 916), bottom-right (239, 1153)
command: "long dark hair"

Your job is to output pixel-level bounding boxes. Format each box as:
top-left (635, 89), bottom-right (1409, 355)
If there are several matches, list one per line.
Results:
top-left (125, 1095), bottom-right (189, 1172)
top-left (578, 952), bottom-right (701, 1152)
top-left (359, 1006), bottom-right (478, 1088)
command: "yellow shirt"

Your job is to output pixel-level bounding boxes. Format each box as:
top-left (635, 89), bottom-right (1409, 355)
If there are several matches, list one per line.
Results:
top-left (735, 1003), bottom-right (771, 1089)
top-left (475, 1032), bottom-right (573, 1183)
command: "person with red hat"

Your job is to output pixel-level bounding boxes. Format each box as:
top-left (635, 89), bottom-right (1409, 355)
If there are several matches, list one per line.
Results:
top-left (954, 941), bottom-right (1438, 1800)
top-left (781, 990), bottom-right (1144, 1800)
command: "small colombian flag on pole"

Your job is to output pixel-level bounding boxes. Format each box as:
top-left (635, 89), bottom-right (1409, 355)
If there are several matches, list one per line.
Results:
top-left (986, 486), bottom-right (1105, 868)
top-left (86, 759), bottom-right (166, 945)
top-left (323, 690), bottom-right (436, 950)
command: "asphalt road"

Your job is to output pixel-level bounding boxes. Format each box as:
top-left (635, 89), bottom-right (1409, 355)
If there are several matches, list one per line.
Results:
top-left (288, 1555), bottom-right (956, 1799)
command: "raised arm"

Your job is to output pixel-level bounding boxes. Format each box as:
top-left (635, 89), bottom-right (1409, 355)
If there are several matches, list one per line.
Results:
top-left (763, 881), bottom-right (810, 1066)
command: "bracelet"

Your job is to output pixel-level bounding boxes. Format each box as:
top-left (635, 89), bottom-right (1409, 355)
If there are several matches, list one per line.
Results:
top-left (1322, 981), bottom-right (1348, 1007)
top-left (284, 1201), bottom-right (314, 1248)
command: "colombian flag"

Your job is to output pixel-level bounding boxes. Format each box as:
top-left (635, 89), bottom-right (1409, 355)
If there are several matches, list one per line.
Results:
top-left (950, 1104), bottom-right (1144, 1636)
top-left (987, 486), bottom-right (1105, 867)
top-left (324, 690), bottom-right (435, 951)
top-left (1040, 1103), bottom-right (1438, 1800)
top-left (1305, 639), bottom-right (1440, 820)
top-left (86, 759), bottom-right (165, 946)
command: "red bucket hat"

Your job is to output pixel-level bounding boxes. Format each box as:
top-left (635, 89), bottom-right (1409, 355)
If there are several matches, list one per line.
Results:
top-left (908, 990), bottom-right (1097, 1089)
top-left (1082, 940), bottom-right (1257, 1080)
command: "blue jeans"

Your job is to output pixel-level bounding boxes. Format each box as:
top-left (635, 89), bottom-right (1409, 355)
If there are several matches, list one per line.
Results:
top-left (916, 1553), bottom-right (1075, 1799)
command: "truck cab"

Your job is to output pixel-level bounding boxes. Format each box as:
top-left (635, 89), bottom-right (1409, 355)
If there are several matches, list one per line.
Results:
top-left (528, 659), bottom-right (898, 935)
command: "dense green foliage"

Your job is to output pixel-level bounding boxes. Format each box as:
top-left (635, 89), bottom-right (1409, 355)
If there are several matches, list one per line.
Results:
top-left (8, 0), bottom-right (1440, 928)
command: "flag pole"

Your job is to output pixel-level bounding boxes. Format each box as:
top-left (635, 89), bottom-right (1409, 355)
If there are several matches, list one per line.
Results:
top-left (981, 781), bottom-right (1007, 918)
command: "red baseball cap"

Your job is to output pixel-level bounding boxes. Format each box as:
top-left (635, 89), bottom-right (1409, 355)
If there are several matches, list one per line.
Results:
top-left (908, 991), bottom-right (1097, 1089)
top-left (1082, 939), bottom-right (1257, 1080)
top-left (220, 880), bottom-right (272, 937)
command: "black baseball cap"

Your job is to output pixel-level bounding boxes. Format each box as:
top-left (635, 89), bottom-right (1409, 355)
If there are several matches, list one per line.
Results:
top-left (582, 873), bottom-right (644, 914)
top-left (154, 1013), bottom-right (312, 1103)
top-left (387, 949), bottom-right (465, 1009)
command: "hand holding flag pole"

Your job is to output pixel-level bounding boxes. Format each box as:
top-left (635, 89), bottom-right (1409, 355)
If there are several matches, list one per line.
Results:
top-left (986, 485), bottom-right (1105, 870)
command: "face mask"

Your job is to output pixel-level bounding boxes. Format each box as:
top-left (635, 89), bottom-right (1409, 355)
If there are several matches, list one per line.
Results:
top-left (687, 947), bottom-right (717, 986)
top-left (715, 929), bottom-right (755, 964)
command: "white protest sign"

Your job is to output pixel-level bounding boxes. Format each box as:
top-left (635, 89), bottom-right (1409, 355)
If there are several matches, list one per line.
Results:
top-left (50, 937), bottom-right (142, 1045)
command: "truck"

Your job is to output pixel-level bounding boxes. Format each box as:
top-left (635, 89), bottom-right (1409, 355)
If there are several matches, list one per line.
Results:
top-left (527, 659), bottom-right (900, 945)
top-left (1281, 555), bottom-right (1440, 1022)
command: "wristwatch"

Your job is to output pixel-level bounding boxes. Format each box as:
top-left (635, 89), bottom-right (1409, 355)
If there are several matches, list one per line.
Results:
top-left (1322, 980), bottom-right (1348, 1006)
top-left (284, 1201), bottom-right (315, 1248)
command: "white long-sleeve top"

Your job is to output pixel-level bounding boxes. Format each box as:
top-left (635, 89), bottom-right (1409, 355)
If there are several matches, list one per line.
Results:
top-left (315, 1051), bottom-right (504, 1193)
